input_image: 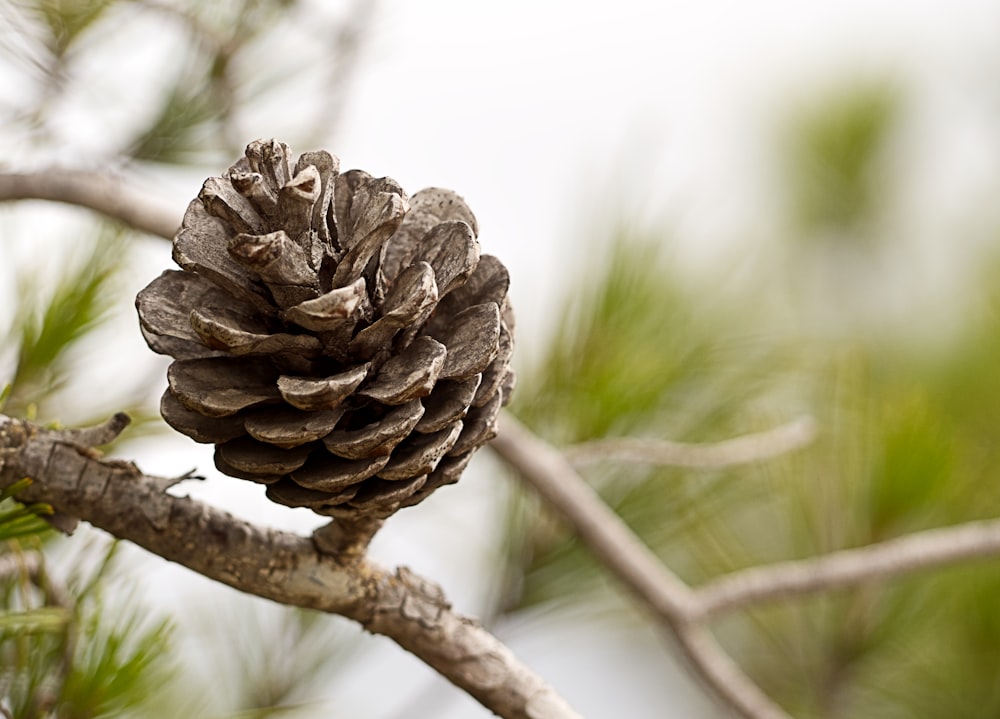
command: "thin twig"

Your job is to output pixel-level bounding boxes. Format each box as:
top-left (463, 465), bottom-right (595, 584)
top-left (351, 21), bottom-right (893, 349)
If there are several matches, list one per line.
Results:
top-left (694, 518), bottom-right (1000, 619)
top-left (490, 413), bottom-right (792, 719)
top-left (673, 623), bottom-right (792, 719)
top-left (0, 170), bottom-right (178, 239)
top-left (491, 415), bottom-right (697, 621)
top-left (564, 416), bottom-right (817, 469)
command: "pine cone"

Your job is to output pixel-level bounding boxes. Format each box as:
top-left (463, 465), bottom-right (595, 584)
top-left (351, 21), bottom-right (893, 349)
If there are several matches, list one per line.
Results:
top-left (137, 139), bottom-right (514, 519)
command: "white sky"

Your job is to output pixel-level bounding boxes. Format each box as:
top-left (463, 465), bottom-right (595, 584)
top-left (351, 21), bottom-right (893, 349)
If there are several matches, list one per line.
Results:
top-left (335, 0), bottom-right (1000, 360)
top-left (6, 0), bottom-right (1000, 716)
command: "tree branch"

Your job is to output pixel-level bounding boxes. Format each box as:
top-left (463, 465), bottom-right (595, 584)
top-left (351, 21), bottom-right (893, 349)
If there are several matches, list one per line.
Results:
top-left (489, 414), bottom-right (791, 719)
top-left (491, 416), bottom-right (698, 620)
top-left (0, 170), bottom-right (178, 240)
top-left (564, 416), bottom-right (816, 469)
top-left (0, 413), bottom-right (580, 719)
top-left (491, 415), bottom-right (1000, 717)
top-left (693, 518), bottom-right (1000, 619)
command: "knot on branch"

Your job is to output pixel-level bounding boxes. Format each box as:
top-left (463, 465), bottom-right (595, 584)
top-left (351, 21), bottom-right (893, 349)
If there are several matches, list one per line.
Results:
top-left (57, 411), bottom-right (131, 450)
top-left (0, 412), bottom-right (196, 534)
top-left (360, 563), bottom-right (451, 632)
top-left (0, 413), bottom-right (136, 535)
top-left (395, 565), bottom-right (450, 629)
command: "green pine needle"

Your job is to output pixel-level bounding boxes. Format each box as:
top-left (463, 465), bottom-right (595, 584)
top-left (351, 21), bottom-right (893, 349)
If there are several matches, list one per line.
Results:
top-left (7, 227), bottom-right (127, 413)
top-left (35, 0), bottom-right (119, 57)
top-left (0, 606), bottom-right (68, 634)
top-left (0, 481), bottom-right (54, 542)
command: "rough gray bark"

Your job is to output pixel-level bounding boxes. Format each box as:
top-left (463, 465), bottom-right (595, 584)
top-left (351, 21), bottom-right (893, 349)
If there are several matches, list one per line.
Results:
top-left (0, 413), bottom-right (579, 719)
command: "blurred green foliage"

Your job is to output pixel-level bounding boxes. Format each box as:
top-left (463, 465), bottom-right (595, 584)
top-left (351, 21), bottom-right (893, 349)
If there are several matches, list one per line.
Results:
top-left (3, 0), bottom-right (370, 165)
top-left (35, 0), bottom-right (119, 57)
top-left (128, 80), bottom-right (227, 165)
top-left (502, 81), bottom-right (1000, 717)
top-left (0, 479), bottom-right (55, 543)
top-left (0, 536), bottom-right (179, 719)
top-left (783, 81), bottom-right (899, 242)
top-left (183, 601), bottom-right (360, 718)
top-left (505, 235), bottom-right (794, 610)
top-left (0, 38), bottom-right (162, 702)
top-left (5, 227), bottom-right (127, 418)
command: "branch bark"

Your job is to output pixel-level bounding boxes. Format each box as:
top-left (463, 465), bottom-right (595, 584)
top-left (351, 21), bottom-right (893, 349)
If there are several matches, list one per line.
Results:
top-left (0, 170), bottom-right (179, 240)
top-left (0, 413), bottom-right (580, 719)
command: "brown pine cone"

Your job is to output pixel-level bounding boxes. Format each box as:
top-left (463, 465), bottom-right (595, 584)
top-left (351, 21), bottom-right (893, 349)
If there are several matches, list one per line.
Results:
top-left (137, 139), bottom-right (514, 519)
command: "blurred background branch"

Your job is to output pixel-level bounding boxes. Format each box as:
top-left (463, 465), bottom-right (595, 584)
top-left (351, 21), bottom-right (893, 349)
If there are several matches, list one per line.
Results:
top-left (564, 416), bottom-right (817, 469)
top-left (695, 518), bottom-right (1000, 619)
top-left (0, 170), bottom-right (178, 239)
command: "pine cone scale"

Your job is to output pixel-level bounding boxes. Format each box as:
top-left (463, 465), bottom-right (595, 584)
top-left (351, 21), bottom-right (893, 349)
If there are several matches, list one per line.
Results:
top-left (322, 399), bottom-right (424, 459)
top-left (227, 230), bottom-right (319, 305)
top-left (473, 324), bottom-right (514, 407)
top-left (292, 453), bottom-right (390, 492)
top-left (189, 307), bottom-right (322, 358)
top-left (378, 421), bottom-right (464, 481)
top-left (199, 177), bottom-right (267, 235)
top-left (358, 336), bottom-right (447, 404)
top-left (449, 389), bottom-right (504, 457)
top-left (282, 278), bottom-right (368, 333)
top-left (174, 201), bottom-right (275, 315)
top-left (137, 270), bottom-right (243, 358)
top-left (415, 376), bottom-right (481, 433)
top-left (349, 475), bottom-right (427, 511)
top-left (216, 437), bottom-right (312, 478)
top-left (415, 221), bottom-right (479, 296)
top-left (347, 262), bottom-right (437, 359)
top-left (167, 357), bottom-right (281, 417)
top-left (267, 479), bottom-right (358, 510)
top-left (436, 303), bottom-right (501, 379)
top-left (331, 191), bottom-right (407, 287)
top-left (243, 405), bottom-right (346, 447)
top-left (276, 365), bottom-right (369, 411)
top-left (160, 389), bottom-right (245, 443)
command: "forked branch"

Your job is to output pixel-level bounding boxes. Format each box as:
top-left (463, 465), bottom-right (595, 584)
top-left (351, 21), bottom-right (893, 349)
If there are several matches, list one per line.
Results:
top-left (490, 415), bottom-right (792, 719)
top-left (490, 414), bottom-right (1000, 719)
